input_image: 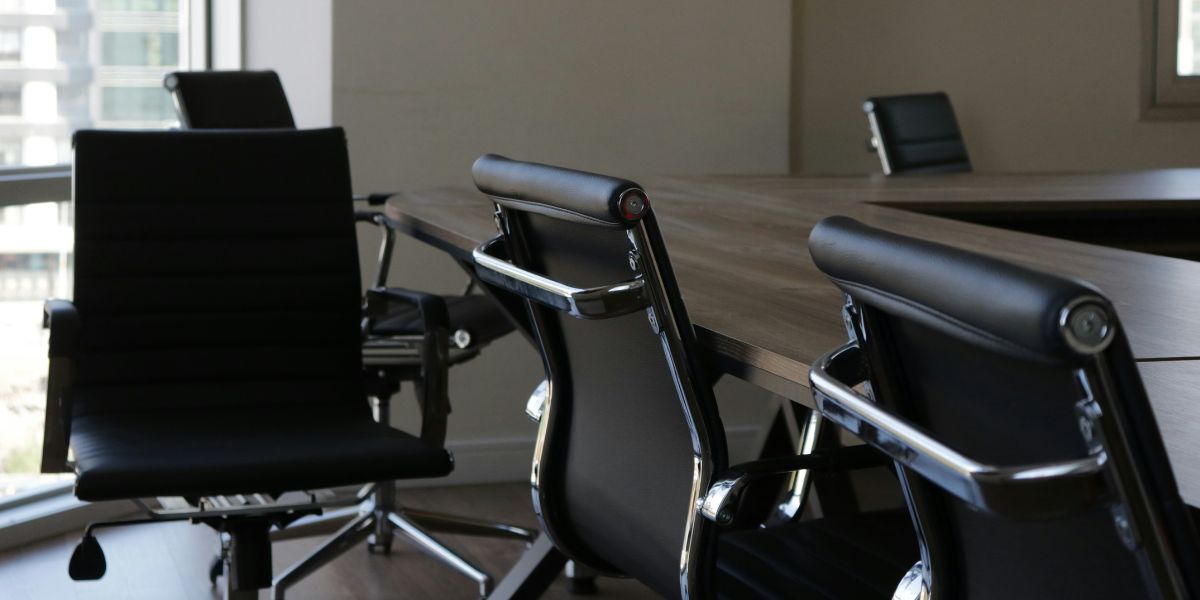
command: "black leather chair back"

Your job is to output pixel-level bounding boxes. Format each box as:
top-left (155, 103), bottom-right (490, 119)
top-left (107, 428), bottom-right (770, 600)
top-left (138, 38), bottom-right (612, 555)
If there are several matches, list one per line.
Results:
top-left (71, 128), bottom-right (365, 419)
top-left (863, 92), bottom-right (970, 174)
top-left (471, 155), bottom-right (727, 600)
top-left (809, 216), bottom-right (1200, 599)
top-left (164, 70), bottom-right (295, 129)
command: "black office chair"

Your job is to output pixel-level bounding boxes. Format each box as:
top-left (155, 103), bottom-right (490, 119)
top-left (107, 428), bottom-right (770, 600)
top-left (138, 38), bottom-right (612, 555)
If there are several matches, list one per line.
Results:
top-left (469, 154), bottom-right (917, 599)
top-left (863, 92), bottom-right (971, 175)
top-left (42, 128), bottom-right (472, 599)
top-left (162, 70), bottom-right (531, 596)
top-left (808, 216), bottom-right (1200, 599)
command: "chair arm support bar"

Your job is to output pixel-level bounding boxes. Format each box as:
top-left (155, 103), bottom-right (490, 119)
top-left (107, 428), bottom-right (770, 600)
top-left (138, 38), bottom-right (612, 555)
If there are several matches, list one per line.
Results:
top-left (42, 299), bottom-right (79, 473)
top-left (366, 287), bottom-right (449, 333)
top-left (364, 287), bottom-right (451, 447)
top-left (44, 298), bottom-right (80, 358)
top-left (473, 236), bottom-right (648, 320)
top-left (809, 342), bottom-right (1111, 519)
top-left (354, 192), bottom-right (396, 207)
top-left (354, 210), bottom-right (384, 225)
top-left (697, 446), bottom-right (889, 525)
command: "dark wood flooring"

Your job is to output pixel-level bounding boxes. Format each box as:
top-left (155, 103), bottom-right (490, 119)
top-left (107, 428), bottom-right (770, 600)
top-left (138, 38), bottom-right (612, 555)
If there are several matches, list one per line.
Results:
top-left (0, 483), bottom-right (659, 600)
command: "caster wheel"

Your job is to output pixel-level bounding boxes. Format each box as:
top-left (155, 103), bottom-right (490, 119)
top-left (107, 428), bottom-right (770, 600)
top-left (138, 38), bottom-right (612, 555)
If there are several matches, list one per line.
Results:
top-left (567, 576), bottom-right (598, 595)
top-left (366, 533), bottom-right (392, 555)
top-left (208, 555), bottom-right (224, 586)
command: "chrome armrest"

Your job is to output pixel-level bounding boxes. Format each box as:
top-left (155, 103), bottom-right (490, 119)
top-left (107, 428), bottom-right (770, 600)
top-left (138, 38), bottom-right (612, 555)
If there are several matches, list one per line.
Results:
top-left (697, 446), bottom-right (888, 525)
top-left (42, 298), bottom-right (79, 473)
top-left (526, 379), bottom-right (549, 422)
top-left (472, 237), bottom-right (648, 320)
top-left (809, 342), bottom-right (1110, 519)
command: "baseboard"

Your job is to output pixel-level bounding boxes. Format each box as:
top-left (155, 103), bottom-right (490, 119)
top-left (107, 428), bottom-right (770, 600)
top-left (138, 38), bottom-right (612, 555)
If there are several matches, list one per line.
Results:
top-left (400, 423), bottom-right (765, 489)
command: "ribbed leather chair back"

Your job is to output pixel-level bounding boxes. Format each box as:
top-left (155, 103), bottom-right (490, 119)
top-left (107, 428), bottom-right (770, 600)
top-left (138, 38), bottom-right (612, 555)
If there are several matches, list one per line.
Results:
top-left (809, 216), bottom-right (1200, 599)
top-left (164, 70), bottom-right (295, 129)
top-left (472, 154), bottom-right (727, 599)
top-left (863, 92), bottom-right (971, 174)
top-left (70, 128), bottom-right (365, 419)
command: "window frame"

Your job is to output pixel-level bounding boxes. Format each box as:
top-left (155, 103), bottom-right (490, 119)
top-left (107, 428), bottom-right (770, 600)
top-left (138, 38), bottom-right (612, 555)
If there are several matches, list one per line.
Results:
top-left (1144, 0), bottom-right (1200, 118)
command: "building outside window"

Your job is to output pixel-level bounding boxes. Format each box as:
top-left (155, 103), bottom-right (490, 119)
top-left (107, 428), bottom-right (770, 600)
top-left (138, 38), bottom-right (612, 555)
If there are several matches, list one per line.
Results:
top-left (1181, 0), bottom-right (1200, 75)
top-left (0, 0), bottom-right (196, 501)
top-left (0, 28), bottom-right (20, 62)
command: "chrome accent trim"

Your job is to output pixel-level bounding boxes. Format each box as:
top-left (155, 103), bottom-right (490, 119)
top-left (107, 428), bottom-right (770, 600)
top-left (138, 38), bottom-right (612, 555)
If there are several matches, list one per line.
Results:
top-left (697, 475), bottom-right (737, 525)
top-left (763, 408), bottom-right (824, 525)
top-left (892, 561), bottom-right (931, 600)
top-left (1059, 295), bottom-right (1115, 355)
top-left (809, 342), bottom-right (1111, 518)
top-left (473, 237), bottom-right (649, 319)
top-left (864, 107), bottom-right (893, 175)
top-left (625, 222), bottom-right (716, 600)
top-left (526, 379), bottom-right (549, 422)
top-left (452, 329), bottom-right (472, 349)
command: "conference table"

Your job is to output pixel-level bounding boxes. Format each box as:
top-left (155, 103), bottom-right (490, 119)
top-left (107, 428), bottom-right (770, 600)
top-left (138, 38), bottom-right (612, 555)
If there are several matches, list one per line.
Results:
top-left (385, 169), bottom-right (1200, 507)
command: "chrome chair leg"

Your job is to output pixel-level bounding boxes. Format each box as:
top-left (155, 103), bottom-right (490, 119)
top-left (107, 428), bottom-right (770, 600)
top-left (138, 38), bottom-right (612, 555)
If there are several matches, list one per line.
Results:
top-left (892, 561), bottom-right (931, 600)
top-left (387, 511), bottom-right (494, 597)
top-left (565, 560), bottom-right (599, 595)
top-left (400, 507), bottom-right (537, 542)
top-left (269, 505), bottom-right (361, 541)
top-left (271, 512), bottom-right (376, 600)
top-left (763, 406), bottom-right (825, 526)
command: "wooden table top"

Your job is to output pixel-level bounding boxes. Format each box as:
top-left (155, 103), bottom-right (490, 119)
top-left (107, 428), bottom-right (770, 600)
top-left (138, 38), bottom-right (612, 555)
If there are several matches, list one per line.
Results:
top-left (386, 169), bottom-right (1200, 504)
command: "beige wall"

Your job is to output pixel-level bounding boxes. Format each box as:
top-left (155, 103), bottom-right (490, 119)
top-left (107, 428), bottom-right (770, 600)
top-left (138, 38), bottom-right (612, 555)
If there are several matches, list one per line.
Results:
top-left (333, 1), bottom-right (792, 482)
top-left (795, 1), bottom-right (1200, 174)
top-left (243, 0), bottom-right (332, 128)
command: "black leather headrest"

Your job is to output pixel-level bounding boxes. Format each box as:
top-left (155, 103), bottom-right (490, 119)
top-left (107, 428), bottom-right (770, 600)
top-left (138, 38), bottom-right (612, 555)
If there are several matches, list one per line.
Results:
top-left (809, 216), bottom-right (1113, 364)
top-left (862, 92), bottom-right (960, 143)
top-left (472, 154), bottom-right (649, 228)
top-left (164, 70), bottom-right (296, 129)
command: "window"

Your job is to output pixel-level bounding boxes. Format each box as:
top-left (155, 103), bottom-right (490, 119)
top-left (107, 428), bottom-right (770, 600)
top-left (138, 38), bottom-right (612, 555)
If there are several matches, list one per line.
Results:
top-left (1145, 0), bottom-right (1200, 117)
top-left (100, 85), bottom-right (176, 121)
top-left (0, 29), bottom-right (19, 63)
top-left (0, 0), bottom-right (218, 505)
top-left (101, 31), bottom-right (180, 66)
top-left (0, 86), bottom-right (20, 116)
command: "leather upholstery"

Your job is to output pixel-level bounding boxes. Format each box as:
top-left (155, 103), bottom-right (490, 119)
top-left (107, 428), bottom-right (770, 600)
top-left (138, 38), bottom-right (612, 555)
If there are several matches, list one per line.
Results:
top-left (809, 215), bottom-right (1102, 365)
top-left (717, 509), bottom-right (915, 600)
top-left (473, 154), bottom-right (645, 228)
top-left (863, 92), bottom-right (970, 174)
top-left (807, 216), bottom-right (1200, 599)
top-left (69, 128), bottom-right (451, 500)
top-left (164, 70), bottom-right (296, 129)
top-left (474, 156), bottom-right (725, 599)
top-left (72, 408), bottom-right (451, 501)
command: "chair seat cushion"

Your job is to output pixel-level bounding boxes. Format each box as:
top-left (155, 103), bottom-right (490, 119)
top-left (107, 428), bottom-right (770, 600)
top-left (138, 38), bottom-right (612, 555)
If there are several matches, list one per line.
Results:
top-left (371, 294), bottom-right (515, 346)
top-left (717, 509), bottom-right (917, 599)
top-left (70, 407), bottom-right (452, 501)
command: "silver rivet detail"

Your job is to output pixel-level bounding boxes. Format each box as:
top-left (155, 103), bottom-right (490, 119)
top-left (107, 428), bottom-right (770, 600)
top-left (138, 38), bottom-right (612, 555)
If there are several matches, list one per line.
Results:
top-left (1059, 299), bottom-right (1115, 355)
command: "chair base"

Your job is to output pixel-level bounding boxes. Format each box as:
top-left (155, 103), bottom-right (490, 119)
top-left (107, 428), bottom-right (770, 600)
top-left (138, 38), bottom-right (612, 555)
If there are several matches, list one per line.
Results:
top-left (266, 481), bottom-right (536, 599)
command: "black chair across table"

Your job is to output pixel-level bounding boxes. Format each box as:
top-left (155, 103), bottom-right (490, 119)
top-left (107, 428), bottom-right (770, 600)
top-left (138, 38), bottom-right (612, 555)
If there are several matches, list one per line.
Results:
top-left (160, 70), bottom-right (531, 596)
top-left (863, 92), bottom-right (971, 175)
top-left (469, 154), bottom-right (919, 599)
top-left (807, 216), bottom-right (1200, 598)
top-left (42, 128), bottom-right (484, 599)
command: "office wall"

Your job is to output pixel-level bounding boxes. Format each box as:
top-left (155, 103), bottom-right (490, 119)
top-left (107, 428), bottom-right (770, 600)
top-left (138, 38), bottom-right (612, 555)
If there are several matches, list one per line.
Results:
top-left (333, 2), bottom-right (792, 483)
top-left (794, 1), bottom-right (1200, 174)
top-left (243, 0), bottom-right (332, 128)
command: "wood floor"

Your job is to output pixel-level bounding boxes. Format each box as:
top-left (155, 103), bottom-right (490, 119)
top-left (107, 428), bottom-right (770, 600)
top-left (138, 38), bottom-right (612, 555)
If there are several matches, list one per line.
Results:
top-left (0, 483), bottom-right (660, 600)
